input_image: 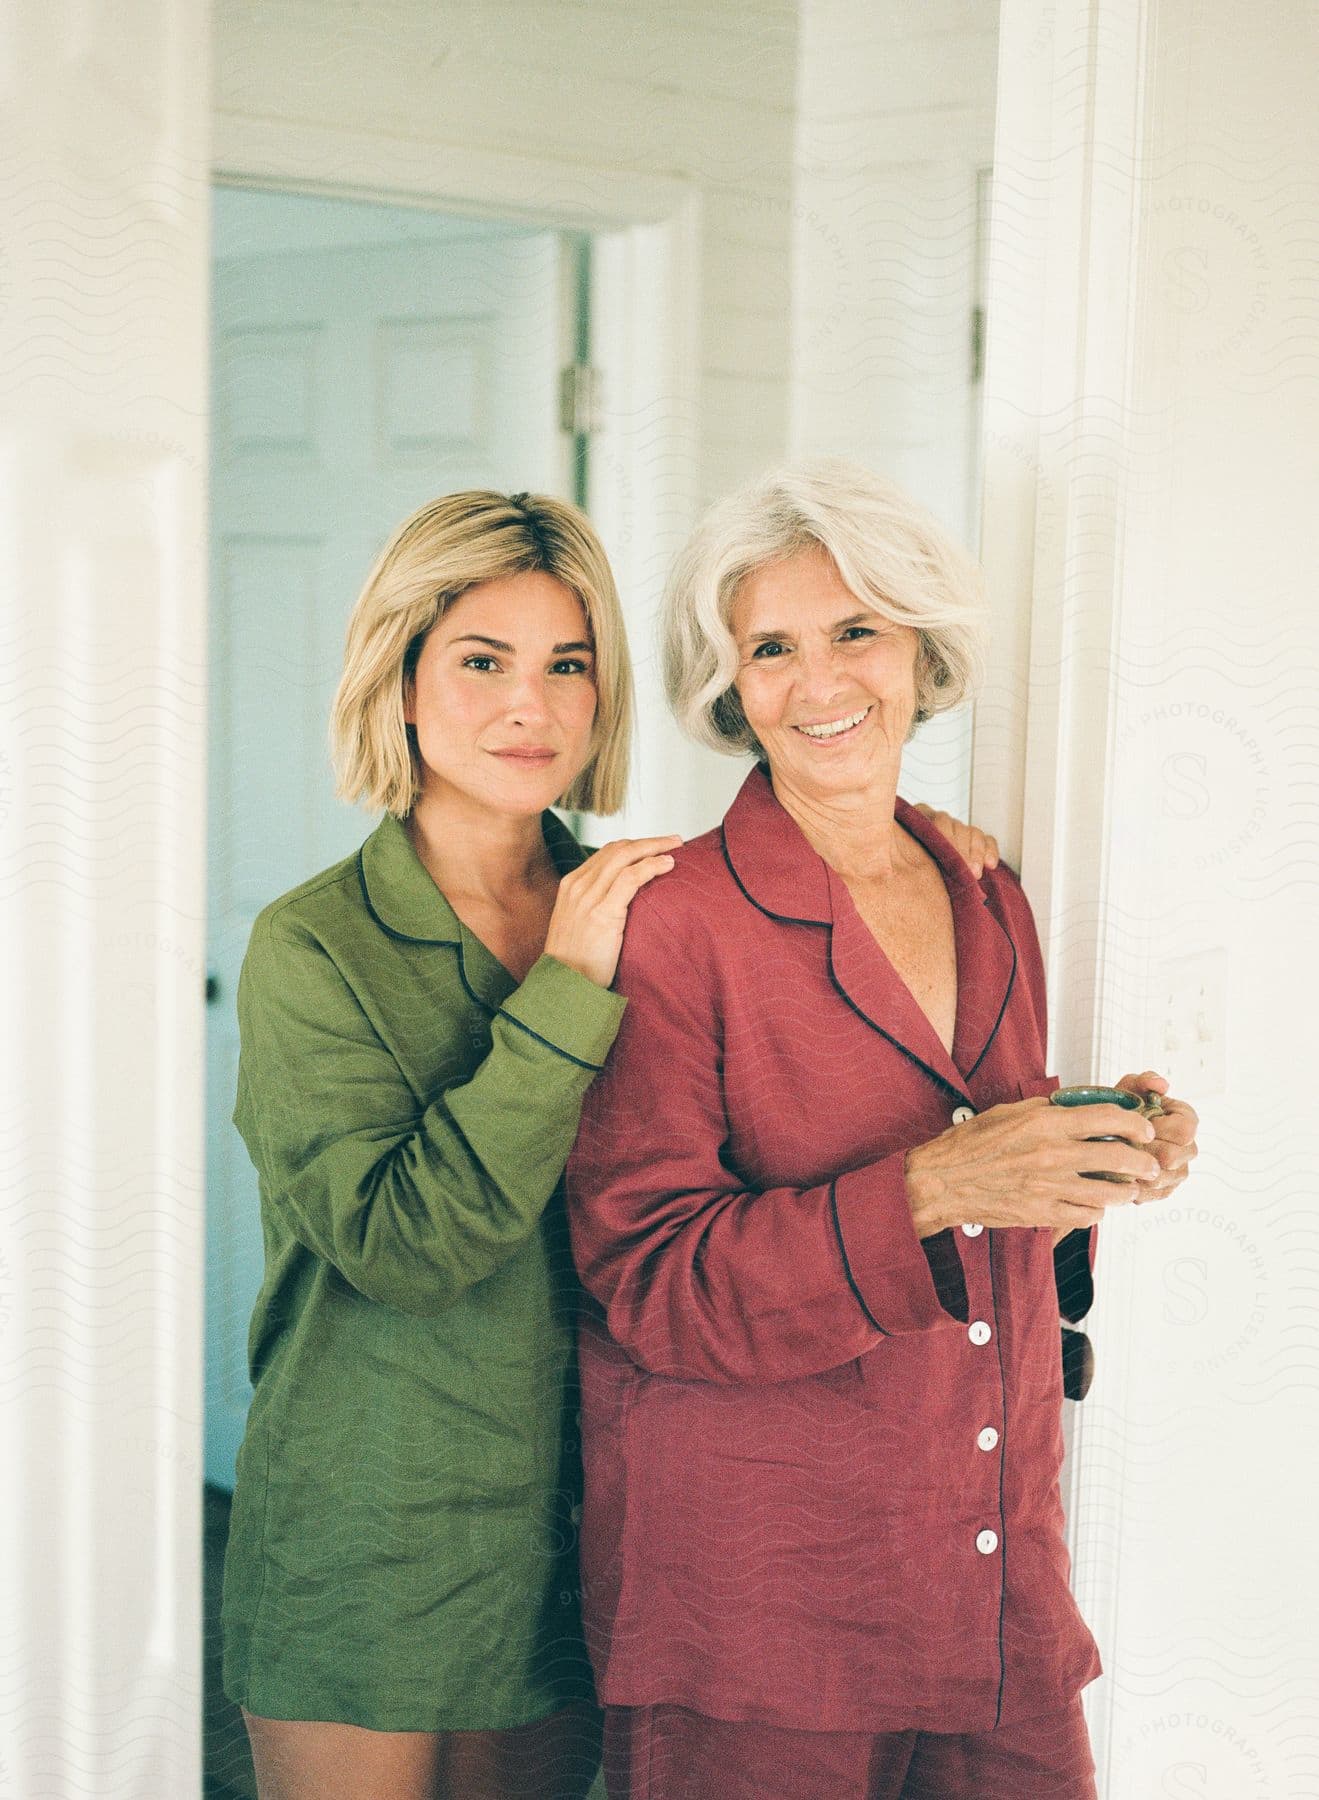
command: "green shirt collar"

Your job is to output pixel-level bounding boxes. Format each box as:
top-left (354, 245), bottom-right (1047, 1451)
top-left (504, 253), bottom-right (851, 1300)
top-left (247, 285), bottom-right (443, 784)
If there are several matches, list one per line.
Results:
top-left (358, 809), bottom-right (586, 945)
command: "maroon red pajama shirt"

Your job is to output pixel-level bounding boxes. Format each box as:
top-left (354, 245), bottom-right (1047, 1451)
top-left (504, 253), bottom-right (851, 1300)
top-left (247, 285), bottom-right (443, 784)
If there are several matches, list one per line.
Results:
top-left (565, 765), bottom-right (1101, 1735)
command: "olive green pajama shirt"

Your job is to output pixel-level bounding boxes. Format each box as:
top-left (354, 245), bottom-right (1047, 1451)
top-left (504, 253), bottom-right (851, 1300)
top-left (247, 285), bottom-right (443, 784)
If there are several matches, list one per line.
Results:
top-left (220, 809), bottom-right (626, 1730)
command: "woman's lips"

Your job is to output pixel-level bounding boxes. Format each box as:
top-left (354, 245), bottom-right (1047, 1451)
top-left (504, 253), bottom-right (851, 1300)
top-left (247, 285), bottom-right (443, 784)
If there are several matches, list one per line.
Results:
top-left (489, 747), bottom-right (558, 763)
top-left (791, 705), bottom-right (872, 745)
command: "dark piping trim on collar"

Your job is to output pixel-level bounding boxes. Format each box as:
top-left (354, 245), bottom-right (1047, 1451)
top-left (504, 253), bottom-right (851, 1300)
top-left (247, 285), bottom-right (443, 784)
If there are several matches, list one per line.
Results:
top-left (719, 826), bottom-right (827, 928)
top-left (825, 959), bottom-right (972, 1107)
top-left (356, 847), bottom-right (460, 948)
top-left (964, 937), bottom-right (1018, 1082)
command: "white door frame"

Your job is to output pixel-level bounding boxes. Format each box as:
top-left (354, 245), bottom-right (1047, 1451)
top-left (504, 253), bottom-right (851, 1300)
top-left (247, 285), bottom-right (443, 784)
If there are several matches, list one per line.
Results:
top-left (973, 3), bottom-right (1153, 1792)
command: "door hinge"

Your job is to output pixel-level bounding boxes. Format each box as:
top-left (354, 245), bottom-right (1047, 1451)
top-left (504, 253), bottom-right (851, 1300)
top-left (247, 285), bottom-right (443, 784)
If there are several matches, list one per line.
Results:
top-left (970, 305), bottom-right (985, 385)
top-left (559, 363), bottom-right (603, 436)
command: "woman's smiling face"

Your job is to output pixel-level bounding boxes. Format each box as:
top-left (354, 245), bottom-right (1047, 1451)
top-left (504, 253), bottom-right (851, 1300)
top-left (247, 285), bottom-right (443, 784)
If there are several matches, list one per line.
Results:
top-left (730, 544), bottom-right (920, 802)
top-left (403, 570), bottom-right (598, 817)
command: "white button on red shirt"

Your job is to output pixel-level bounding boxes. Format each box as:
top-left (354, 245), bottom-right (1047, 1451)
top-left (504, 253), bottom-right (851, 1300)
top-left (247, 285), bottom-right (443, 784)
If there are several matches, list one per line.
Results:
top-left (968, 1320), bottom-right (992, 1346)
top-left (976, 1529), bottom-right (999, 1555)
top-left (960, 1222), bottom-right (984, 1237)
top-left (951, 1105), bottom-right (975, 1125)
top-left (977, 1426), bottom-right (999, 1452)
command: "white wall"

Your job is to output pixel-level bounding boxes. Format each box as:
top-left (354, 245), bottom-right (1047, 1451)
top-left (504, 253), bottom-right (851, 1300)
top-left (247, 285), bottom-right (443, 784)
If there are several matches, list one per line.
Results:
top-left (0, 4), bottom-right (210, 1795)
top-left (982, 1), bottom-right (1319, 1793)
top-left (791, 0), bottom-right (1001, 815)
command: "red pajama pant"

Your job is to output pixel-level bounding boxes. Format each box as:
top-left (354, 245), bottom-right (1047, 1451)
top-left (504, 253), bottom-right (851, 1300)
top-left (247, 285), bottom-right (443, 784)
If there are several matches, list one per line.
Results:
top-left (602, 1698), bottom-right (1097, 1800)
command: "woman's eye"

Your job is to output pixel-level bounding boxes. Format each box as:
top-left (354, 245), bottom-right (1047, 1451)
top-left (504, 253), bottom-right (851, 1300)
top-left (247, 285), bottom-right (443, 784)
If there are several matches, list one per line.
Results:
top-left (840, 626), bottom-right (876, 642)
top-left (751, 641), bottom-right (788, 659)
top-left (462, 654), bottom-right (499, 672)
top-left (550, 658), bottom-right (592, 676)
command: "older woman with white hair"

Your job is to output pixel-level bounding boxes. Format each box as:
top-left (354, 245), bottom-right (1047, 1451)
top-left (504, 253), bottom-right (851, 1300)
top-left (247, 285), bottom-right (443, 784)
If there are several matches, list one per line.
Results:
top-left (566, 460), bottom-right (1199, 1800)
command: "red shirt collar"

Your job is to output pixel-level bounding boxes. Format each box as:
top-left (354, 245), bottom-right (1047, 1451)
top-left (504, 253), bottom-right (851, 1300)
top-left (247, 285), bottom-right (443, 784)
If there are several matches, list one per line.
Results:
top-left (720, 762), bottom-right (982, 926)
top-left (719, 763), bottom-right (1015, 1096)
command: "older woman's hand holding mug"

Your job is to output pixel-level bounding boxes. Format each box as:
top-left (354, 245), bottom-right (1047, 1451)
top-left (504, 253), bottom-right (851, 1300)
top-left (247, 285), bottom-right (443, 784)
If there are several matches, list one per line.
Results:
top-left (1112, 1069), bottom-right (1200, 1205)
top-left (903, 1094), bottom-right (1163, 1238)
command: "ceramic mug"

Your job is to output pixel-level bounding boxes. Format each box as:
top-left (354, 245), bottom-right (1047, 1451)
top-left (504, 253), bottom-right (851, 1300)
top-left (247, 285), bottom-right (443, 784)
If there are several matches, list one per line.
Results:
top-left (1049, 1084), bottom-right (1163, 1182)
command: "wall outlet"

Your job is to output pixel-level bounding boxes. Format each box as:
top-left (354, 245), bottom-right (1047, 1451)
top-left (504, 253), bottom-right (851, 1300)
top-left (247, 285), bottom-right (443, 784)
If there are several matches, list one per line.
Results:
top-left (1158, 948), bottom-right (1228, 1098)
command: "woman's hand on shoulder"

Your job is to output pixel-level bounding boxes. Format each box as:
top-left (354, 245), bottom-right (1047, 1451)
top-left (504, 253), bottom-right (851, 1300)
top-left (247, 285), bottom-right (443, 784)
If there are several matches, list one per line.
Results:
top-left (543, 835), bottom-right (683, 989)
top-left (912, 804), bottom-right (1000, 879)
top-left (903, 1093), bottom-right (1162, 1238)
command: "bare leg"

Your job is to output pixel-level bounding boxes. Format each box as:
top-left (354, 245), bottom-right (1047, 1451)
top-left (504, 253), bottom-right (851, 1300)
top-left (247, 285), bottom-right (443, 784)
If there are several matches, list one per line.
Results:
top-left (242, 1711), bottom-right (443, 1800)
top-left (242, 1703), bottom-right (601, 1800)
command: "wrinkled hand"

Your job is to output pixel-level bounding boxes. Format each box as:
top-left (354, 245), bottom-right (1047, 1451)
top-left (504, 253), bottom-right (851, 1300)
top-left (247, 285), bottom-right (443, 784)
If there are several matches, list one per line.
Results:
top-left (544, 835), bottom-right (682, 989)
top-left (904, 1093), bottom-right (1161, 1239)
top-left (1113, 1070), bottom-right (1199, 1204)
top-left (913, 804), bottom-right (1000, 879)
top-left (1044, 1071), bottom-right (1198, 1245)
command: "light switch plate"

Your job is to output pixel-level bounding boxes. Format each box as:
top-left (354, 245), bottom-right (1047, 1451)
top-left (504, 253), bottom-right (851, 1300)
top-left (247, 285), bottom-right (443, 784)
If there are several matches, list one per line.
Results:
top-left (1158, 948), bottom-right (1228, 1097)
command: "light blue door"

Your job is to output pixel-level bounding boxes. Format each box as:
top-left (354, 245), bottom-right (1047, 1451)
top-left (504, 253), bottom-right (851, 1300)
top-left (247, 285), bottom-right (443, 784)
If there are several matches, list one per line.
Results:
top-left (206, 193), bottom-right (569, 1487)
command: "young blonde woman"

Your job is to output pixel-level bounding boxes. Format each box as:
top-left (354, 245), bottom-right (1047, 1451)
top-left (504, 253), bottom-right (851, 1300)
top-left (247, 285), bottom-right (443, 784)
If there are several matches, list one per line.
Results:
top-left (220, 487), bottom-right (999, 1800)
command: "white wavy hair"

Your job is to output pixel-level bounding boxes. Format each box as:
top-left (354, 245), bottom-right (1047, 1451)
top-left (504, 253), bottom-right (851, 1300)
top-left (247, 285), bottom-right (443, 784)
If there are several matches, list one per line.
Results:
top-left (662, 457), bottom-right (989, 756)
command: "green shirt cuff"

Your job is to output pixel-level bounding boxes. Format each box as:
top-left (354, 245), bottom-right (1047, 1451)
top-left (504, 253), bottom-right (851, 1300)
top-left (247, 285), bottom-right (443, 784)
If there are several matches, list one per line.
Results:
top-left (498, 953), bottom-right (628, 1071)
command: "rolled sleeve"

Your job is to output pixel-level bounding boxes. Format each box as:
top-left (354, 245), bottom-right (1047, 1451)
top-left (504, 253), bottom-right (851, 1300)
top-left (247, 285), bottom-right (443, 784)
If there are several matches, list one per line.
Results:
top-left (497, 953), bottom-right (628, 1070)
top-left (831, 1155), bottom-right (970, 1333)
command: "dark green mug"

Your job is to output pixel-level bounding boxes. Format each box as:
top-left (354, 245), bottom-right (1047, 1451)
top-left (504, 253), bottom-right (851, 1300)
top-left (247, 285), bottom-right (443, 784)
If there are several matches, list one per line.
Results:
top-left (1049, 1084), bottom-right (1162, 1182)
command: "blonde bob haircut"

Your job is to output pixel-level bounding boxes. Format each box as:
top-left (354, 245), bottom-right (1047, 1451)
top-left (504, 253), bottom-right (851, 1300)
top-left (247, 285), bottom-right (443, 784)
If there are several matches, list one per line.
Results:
top-left (663, 457), bottom-right (988, 758)
top-left (330, 489), bottom-right (633, 818)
